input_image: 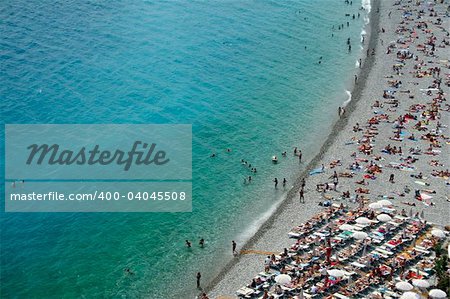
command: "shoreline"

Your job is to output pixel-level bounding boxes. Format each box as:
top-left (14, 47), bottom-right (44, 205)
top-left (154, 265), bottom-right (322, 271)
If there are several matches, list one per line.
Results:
top-left (204, 0), bottom-right (382, 296)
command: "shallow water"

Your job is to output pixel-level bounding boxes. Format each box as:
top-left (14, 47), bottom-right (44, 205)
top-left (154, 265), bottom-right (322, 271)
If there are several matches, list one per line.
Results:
top-left (1, 0), bottom-right (368, 297)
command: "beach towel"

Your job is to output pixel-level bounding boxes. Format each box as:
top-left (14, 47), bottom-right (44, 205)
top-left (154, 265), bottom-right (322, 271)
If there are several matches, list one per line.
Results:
top-left (309, 168), bottom-right (324, 175)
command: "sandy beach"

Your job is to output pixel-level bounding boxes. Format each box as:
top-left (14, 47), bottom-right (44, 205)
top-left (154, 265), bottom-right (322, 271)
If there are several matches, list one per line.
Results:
top-left (206, 0), bottom-right (449, 297)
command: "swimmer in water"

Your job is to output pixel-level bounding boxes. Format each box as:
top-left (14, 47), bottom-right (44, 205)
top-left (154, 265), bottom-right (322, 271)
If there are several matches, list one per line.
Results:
top-left (273, 178), bottom-right (278, 188)
top-left (210, 153), bottom-right (216, 158)
top-left (199, 238), bottom-right (205, 247)
top-left (186, 240), bottom-right (192, 248)
top-left (282, 151), bottom-right (287, 157)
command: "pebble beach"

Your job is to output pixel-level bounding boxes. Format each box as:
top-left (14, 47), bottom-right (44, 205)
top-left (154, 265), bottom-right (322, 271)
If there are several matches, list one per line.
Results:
top-left (207, 0), bottom-right (449, 298)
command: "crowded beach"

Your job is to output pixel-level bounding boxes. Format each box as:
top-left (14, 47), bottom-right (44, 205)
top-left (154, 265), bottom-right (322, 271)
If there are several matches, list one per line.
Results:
top-left (208, 0), bottom-right (449, 298)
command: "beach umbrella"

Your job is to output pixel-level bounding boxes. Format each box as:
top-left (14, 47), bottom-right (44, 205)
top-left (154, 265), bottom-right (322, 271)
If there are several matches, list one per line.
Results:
top-left (396, 281), bottom-right (414, 291)
top-left (275, 274), bottom-right (291, 285)
top-left (431, 229), bottom-right (445, 238)
top-left (353, 231), bottom-right (368, 240)
top-left (377, 214), bottom-right (392, 222)
top-left (327, 269), bottom-right (344, 278)
top-left (400, 291), bottom-right (421, 299)
top-left (378, 199), bottom-right (392, 206)
top-left (356, 217), bottom-right (370, 225)
top-left (369, 202), bottom-right (383, 210)
top-left (429, 289), bottom-right (447, 298)
top-left (412, 279), bottom-right (430, 289)
top-left (339, 224), bottom-right (354, 231)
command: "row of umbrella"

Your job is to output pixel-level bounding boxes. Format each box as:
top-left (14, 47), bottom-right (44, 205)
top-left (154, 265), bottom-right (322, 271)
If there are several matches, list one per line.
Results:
top-left (396, 281), bottom-right (447, 298)
top-left (274, 269), bottom-right (347, 285)
top-left (275, 275), bottom-right (447, 298)
top-left (399, 289), bottom-right (447, 299)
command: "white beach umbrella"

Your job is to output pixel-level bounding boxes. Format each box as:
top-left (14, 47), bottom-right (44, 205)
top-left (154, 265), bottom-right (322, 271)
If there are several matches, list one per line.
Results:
top-left (431, 229), bottom-right (445, 238)
top-left (353, 231), bottom-right (368, 240)
top-left (377, 214), bottom-right (392, 222)
top-left (339, 224), bottom-right (354, 231)
top-left (429, 289), bottom-right (447, 298)
top-left (396, 281), bottom-right (414, 292)
top-left (356, 217), bottom-right (370, 225)
top-left (275, 274), bottom-right (292, 285)
top-left (378, 199), bottom-right (393, 206)
top-left (400, 291), bottom-right (421, 299)
top-left (412, 279), bottom-right (430, 289)
top-left (327, 269), bottom-right (344, 278)
top-left (369, 202), bottom-right (383, 210)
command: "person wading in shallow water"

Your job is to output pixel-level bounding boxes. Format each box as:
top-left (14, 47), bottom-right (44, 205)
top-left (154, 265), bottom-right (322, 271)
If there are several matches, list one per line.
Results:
top-left (232, 240), bottom-right (237, 255)
top-left (196, 272), bottom-right (202, 289)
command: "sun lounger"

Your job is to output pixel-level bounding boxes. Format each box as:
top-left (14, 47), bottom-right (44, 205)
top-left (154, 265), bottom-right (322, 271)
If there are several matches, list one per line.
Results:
top-left (236, 286), bottom-right (255, 297)
top-left (375, 247), bottom-right (394, 256)
top-left (334, 293), bottom-right (350, 299)
top-left (288, 232), bottom-right (302, 238)
top-left (414, 247), bottom-right (430, 255)
top-left (351, 261), bottom-right (367, 269)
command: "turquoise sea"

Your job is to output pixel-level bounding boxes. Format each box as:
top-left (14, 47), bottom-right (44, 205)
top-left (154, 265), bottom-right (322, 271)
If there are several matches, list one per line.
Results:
top-left (1, 0), bottom-right (369, 298)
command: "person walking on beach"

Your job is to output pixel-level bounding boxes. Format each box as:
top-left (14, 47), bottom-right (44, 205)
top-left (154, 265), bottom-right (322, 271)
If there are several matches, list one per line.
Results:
top-left (389, 174), bottom-right (395, 183)
top-left (299, 189), bottom-right (305, 203)
top-left (273, 178), bottom-right (278, 188)
top-left (196, 272), bottom-right (202, 289)
top-left (301, 178), bottom-right (306, 190)
top-left (232, 240), bottom-right (237, 255)
top-left (359, 58), bottom-right (362, 68)
top-left (354, 75), bottom-right (357, 83)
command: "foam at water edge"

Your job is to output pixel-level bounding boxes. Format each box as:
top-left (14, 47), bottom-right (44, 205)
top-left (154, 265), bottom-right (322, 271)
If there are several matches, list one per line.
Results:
top-left (343, 90), bottom-right (352, 107)
top-left (235, 194), bottom-right (287, 245)
top-left (362, 0), bottom-right (371, 13)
